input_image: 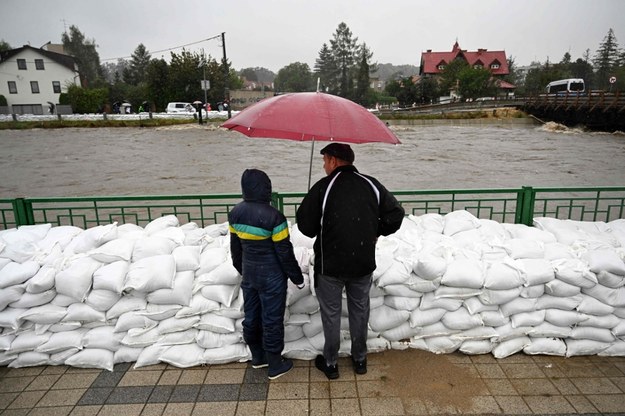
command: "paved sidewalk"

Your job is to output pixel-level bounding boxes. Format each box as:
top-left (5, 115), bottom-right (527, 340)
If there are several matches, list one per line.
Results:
top-left (1, 351), bottom-right (624, 415)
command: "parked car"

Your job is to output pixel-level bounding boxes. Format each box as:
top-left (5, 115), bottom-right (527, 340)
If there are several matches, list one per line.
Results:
top-left (166, 102), bottom-right (195, 113)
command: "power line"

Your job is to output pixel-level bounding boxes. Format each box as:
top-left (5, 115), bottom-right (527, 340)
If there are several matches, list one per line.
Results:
top-left (101, 34), bottom-right (222, 62)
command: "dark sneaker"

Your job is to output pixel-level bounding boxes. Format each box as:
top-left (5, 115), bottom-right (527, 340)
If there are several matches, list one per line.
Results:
top-left (267, 357), bottom-right (293, 380)
top-left (251, 359), bottom-right (268, 369)
top-left (352, 357), bottom-right (367, 375)
top-left (315, 355), bottom-right (339, 380)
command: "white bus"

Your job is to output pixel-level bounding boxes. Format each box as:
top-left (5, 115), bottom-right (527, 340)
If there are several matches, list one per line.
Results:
top-left (546, 78), bottom-right (585, 94)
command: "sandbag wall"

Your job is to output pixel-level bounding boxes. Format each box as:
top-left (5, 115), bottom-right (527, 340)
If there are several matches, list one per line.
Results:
top-left (1, 211), bottom-right (624, 371)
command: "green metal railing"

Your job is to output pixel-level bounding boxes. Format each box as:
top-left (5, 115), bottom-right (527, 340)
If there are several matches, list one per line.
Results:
top-left (1, 186), bottom-right (624, 230)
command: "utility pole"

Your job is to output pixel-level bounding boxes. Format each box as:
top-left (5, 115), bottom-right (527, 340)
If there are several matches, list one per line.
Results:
top-left (221, 32), bottom-right (231, 119)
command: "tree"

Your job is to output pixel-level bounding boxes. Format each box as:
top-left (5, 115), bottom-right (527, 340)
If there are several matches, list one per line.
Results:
top-left (593, 28), bottom-right (620, 89)
top-left (330, 22), bottom-right (359, 98)
top-left (457, 66), bottom-right (495, 100)
top-left (61, 25), bottom-right (104, 87)
top-left (438, 59), bottom-right (469, 96)
top-left (145, 58), bottom-right (170, 111)
top-left (0, 39), bottom-right (11, 52)
top-left (354, 44), bottom-right (373, 106)
top-left (274, 62), bottom-right (314, 92)
top-left (126, 44), bottom-right (152, 85)
top-left (314, 43), bottom-right (338, 93)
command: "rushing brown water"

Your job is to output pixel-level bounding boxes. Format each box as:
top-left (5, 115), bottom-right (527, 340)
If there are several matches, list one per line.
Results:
top-left (0, 122), bottom-right (623, 198)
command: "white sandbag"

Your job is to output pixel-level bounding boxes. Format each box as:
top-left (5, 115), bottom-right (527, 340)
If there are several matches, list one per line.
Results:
top-left (122, 326), bottom-right (162, 347)
top-left (565, 339), bottom-right (611, 357)
top-left (25, 266), bottom-right (56, 294)
top-left (200, 284), bottom-right (240, 307)
top-left (596, 271), bottom-right (625, 289)
top-left (543, 242), bottom-right (576, 261)
top-left (612, 321), bottom-right (625, 337)
top-left (510, 310), bottom-right (546, 328)
top-left (459, 339), bottom-right (493, 355)
top-left (598, 341), bottom-right (625, 357)
top-left (1, 224), bottom-right (50, 245)
top-left (157, 329), bottom-right (199, 346)
top-left (384, 296), bottom-right (420, 311)
top-left (0, 351), bottom-right (17, 365)
top-left (413, 322), bottom-right (460, 339)
top-left (196, 331), bottom-right (241, 349)
top-left (195, 262), bottom-right (241, 286)
top-left (114, 346), bottom-right (144, 364)
top-left (520, 284), bottom-right (545, 299)
top-left (144, 215), bottom-right (179, 235)
top-left (374, 250), bottom-right (395, 281)
top-left (10, 331), bottom-right (51, 353)
top-left (441, 307), bottom-right (483, 330)
top-left (451, 326), bottom-right (498, 341)
top-left (0, 332), bottom-right (16, 350)
top-left (287, 280), bottom-right (311, 306)
top-left (92, 260), bottom-right (128, 294)
top-left (523, 337), bottom-right (566, 356)
top-left (157, 315), bottom-right (200, 335)
top-left (175, 293), bottom-right (221, 318)
top-left (302, 313), bottom-right (323, 338)
top-left (0, 285), bottom-right (24, 311)
top-left (196, 313), bottom-right (235, 334)
top-left (405, 276), bottom-right (439, 293)
top-left (424, 336), bottom-right (462, 354)
top-left (504, 223), bottom-right (557, 243)
top-left (479, 287), bottom-right (522, 305)
top-left (0, 240), bottom-right (38, 264)
top-left (577, 294), bottom-right (615, 315)
top-left (443, 210), bottom-right (480, 236)
top-left (139, 304), bottom-right (182, 321)
top-left (8, 351), bottom-right (50, 368)
top-left (133, 344), bottom-right (169, 368)
top-left (290, 223), bottom-right (315, 249)
top-left (536, 294), bottom-right (582, 311)
top-left (419, 292), bottom-right (462, 311)
top-left (37, 225), bottom-right (82, 252)
top-left (413, 254), bottom-right (447, 280)
top-left (0, 261), bottom-right (40, 289)
top-left (528, 322), bottom-right (571, 338)
top-left (492, 336), bottom-right (531, 358)
top-left (10, 289), bottom-right (56, 309)
top-left (19, 304), bottom-right (67, 324)
top-left (369, 305), bottom-right (410, 332)
top-left (172, 245), bottom-right (201, 272)
top-left (116, 223), bottom-right (146, 240)
top-left (63, 303), bottom-right (106, 323)
top-left (577, 314), bottom-right (620, 329)
top-left (552, 259), bottom-right (598, 289)
top-left (284, 337), bottom-right (318, 360)
top-left (106, 296), bottom-right (148, 320)
top-left (284, 325), bottom-right (304, 342)
top-left (151, 226), bottom-right (186, 246)
top-left (570, 326), bottom-right (615, 343)
top-left (196, 247), bottom-right (228, 275)
top-left (504, 238), bottom-right (544, 259)
top-left (518, 258), bottom-right (555, 286)
top-left (68, 223), bottom-right (118, 254)
top-left (65, 348), bottom-right (114, 371)
top-left (582, 284), bottom-right (625, 307)
top-left (464, 297), bottom-right (499, 314)
top-left (203, 343), bottom-right (249, 365)
top-left (0, 307), bottom-right (27, 330)
top-left (377, 261), bottom-right (412, 287)
top-left (55, 257), bottom-right (102, 301)
top-left (114, 311), bottom-right (157, 333)
top-left (131, 237), bottom-right (177, 261)
top-left (381, 321), bottom-right (421, 342)
top-left (434, 286), bottom-right (481, 299)
top-left (544, 279), bottom-right (581, 297)
top-left (88, 238), bottom-right (135, 263)
top-left (147, 270), bottom-right (194, 306)
top-left (484, 259), bottom-right (524, 290)
top-left (85, 289), bottom-right (122, 312)
top-left (288, 294), bottom-right (320, 314)
top-left (182, 226), bottom-right (210, 248)
top-left (124, 254), bottom-right (176, 293)
top-left (35, 329), bottom-right (87, 354)
top-left (83, 326), bottom-right (124, 351)
top-left (492, 323), bottom-right (531, 342)
top-left (500, 298), bottom-right (537, 317)
top-left (583, 249), bottom-right (625, 275)
top-left (441, 259), bottom-right (484, 289)
top-left (286, 313), bottom-right (310, 326)
top-left (544, 309), bottom-right (589, 326)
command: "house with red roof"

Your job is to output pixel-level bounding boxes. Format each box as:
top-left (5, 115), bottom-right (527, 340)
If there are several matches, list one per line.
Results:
top-left (419, 41), bottom-right (515, 98)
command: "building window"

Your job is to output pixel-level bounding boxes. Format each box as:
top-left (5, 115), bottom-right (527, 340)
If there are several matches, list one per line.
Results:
top-left (17, 59), bottom-right (27, 70)
top-left (491, 63), bottom-right (500, 69)
top-left (474, 64), bottom-right (483, 69)
top-left (52, 81), bottom-right (61, 93)
top-left (8, 81), bottom-right (17, 94)
top-left (35, 59), bottom-right (45, 70)
top-left (31, 81), bottom-right (40, 93)
top-left (437, 64), bottom-right (446, 70)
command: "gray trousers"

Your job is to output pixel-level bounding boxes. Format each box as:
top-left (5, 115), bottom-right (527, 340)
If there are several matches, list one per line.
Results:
top-left (316, 272), bottom-right (373, 366)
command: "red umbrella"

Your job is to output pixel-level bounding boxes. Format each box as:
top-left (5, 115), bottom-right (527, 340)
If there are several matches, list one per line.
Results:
top-left (221, 92), bottom-right (400, 187)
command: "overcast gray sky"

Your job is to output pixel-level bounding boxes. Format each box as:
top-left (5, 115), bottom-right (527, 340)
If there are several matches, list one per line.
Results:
top-left (1, 0), bottom-right (623, 72)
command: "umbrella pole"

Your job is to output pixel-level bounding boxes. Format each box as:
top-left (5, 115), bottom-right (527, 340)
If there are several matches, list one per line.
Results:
top-left (308, 137), bottom-right (315, 190)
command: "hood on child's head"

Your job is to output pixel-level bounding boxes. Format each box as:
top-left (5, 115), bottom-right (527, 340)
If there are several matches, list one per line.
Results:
top-left (241, 169), bottom-right (272, 203)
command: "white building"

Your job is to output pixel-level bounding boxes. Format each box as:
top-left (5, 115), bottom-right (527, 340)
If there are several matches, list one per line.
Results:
top-left (0, 45), bottom-right (80, 114)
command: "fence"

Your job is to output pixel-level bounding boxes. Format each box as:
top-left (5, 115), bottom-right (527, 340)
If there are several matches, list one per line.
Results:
top-left (1, 186), bottom-right (624, 230)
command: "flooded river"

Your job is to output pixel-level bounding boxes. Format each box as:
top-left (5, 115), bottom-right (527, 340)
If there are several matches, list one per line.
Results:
top-left (0, 122), bottom-right (623, 198)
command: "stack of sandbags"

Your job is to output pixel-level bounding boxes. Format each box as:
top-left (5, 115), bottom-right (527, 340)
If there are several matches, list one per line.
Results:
top-left (1, 211), bottom-right (624, 371)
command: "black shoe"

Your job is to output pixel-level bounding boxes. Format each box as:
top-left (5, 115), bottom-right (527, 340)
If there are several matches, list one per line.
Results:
top-left (315, 355), bottom-right (339, 380)
top-left (352, 357), bottom-right (367, 375)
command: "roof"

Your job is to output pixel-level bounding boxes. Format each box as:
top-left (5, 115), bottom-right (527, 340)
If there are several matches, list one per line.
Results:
top-left (420, 41), bottom-right (509, 76)
top-left (0, 45), bottom-right (77, 72)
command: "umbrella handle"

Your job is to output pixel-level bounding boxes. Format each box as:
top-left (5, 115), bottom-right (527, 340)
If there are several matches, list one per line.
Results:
top-left (308, 137), bottom-right (315, 190)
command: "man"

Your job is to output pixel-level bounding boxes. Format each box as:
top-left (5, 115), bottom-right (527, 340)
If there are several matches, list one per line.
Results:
top-left (296, 143), bottom-right (404, 379)
top-left (229, 169), bottom-right (304, 380)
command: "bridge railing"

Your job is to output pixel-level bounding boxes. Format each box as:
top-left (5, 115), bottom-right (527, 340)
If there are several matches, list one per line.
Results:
top-left (1, 186), bottom-right (623, 230)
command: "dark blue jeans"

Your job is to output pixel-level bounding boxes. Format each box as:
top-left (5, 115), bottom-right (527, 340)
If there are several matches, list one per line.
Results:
top-left (241, 262), bottom-right (288, 354)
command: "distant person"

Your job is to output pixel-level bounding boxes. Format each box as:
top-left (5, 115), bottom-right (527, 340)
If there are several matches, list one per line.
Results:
top-left (228, 169), bottom-right (305, 380)
top-left (296, 143), bottom-right (404, 379)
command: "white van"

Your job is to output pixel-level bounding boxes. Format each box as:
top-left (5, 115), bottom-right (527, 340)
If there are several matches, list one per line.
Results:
top-left (166, 102), bottom-right (195, 113)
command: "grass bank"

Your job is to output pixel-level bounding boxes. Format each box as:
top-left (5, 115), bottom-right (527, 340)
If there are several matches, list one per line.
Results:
top-left (0, 118), bottom-right (228, 130)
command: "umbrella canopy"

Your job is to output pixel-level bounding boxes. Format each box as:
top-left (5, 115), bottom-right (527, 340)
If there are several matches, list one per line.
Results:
top-left (221, 92), bottom-right (400, 145)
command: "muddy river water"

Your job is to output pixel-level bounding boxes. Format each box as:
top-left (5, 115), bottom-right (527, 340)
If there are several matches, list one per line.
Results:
top-left (0, 123), bottom-right (623, 198)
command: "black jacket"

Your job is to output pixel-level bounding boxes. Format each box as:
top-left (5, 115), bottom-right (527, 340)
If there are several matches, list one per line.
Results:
top-left (228, 169), bottom-right (303, 286)
top-left (296, 165), bottom-right (404, 279)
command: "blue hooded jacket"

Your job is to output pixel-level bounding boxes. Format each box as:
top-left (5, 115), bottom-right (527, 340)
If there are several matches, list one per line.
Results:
top-left (228, 169), bottom-right (303, 285)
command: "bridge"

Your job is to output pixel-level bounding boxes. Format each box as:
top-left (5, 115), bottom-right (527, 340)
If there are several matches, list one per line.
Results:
top-left (378, 92), bottom-right (625, 132)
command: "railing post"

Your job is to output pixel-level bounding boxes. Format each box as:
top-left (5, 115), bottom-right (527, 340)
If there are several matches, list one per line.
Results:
top-left (516, 186), bottom-right (535, 225)
top-left (12, 198), bottom-right (33, 226)
top-left (271, 192), bottom-right (283, 212)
